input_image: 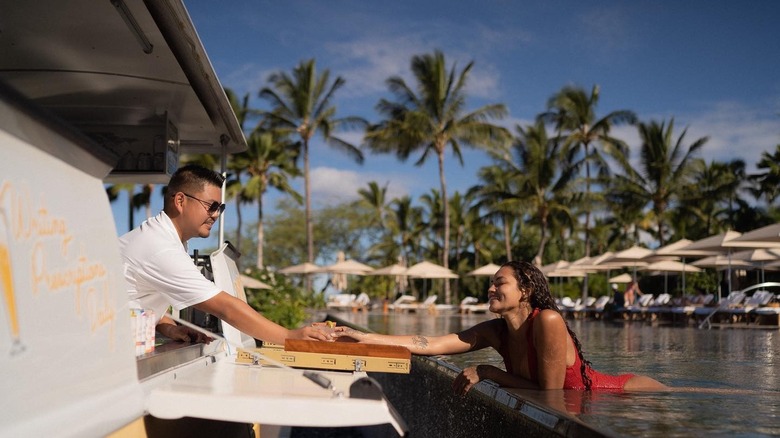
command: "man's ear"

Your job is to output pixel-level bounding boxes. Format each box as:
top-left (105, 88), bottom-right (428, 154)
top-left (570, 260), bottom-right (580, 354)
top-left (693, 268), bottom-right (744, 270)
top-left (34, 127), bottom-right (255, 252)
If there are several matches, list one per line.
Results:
top-left (169, 192), bottom-right (185, 214)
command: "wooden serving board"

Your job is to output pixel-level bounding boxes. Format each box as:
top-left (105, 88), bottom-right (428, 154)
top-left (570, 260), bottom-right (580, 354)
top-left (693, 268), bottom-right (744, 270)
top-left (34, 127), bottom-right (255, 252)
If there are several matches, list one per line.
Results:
top-left (284, 339), bottom-right (411, 359)
top-left (236, 341), bottom-right (411, 374)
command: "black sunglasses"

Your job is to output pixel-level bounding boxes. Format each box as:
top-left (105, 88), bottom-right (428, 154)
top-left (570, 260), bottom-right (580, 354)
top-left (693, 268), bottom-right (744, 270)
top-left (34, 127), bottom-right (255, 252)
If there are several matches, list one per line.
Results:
top-left (182, 193), bottom-right (226, 215)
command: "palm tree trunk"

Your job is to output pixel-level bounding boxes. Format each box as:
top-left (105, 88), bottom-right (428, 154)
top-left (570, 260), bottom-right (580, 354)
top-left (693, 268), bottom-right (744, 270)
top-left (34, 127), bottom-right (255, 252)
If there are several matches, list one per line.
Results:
top-left (534, 215), bottom-right (548, 266)
top-left (304, 139), bottom-right (313, 293)
top-left (126, 186), bottom-right (135, 233)
top-left (257, 196), bottom-right (264, 269)
top-left (503, 215), bottom-right (511, 260)
top-left (582, 144), bottom-right (592, 301)
top-left (438, 150), bottom-right (451, 305)
top-left (235, 199), bottom-right (243, 267)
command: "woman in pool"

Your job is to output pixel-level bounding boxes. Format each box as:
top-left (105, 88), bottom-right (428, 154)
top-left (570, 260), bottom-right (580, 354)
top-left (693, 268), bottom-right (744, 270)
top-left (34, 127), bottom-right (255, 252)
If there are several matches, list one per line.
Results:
top-left (334, 260), bottom-right (667, 394)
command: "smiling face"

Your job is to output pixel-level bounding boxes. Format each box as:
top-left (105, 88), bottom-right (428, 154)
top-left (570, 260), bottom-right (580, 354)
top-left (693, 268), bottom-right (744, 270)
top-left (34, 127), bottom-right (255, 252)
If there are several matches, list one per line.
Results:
top-left (179, 184), bottom-right (222, 240)
top-left (487, 266), bottom-right (528, 315)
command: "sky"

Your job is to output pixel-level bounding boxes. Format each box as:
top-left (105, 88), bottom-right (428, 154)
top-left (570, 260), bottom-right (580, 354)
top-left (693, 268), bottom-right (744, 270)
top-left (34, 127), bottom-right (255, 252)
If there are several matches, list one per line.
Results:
top-left (116, 1), bottom-right (780, 254)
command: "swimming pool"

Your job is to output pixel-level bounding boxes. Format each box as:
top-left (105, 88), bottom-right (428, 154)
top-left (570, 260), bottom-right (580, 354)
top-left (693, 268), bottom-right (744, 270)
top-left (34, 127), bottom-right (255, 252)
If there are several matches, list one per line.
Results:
top-left (341, 311), bottom-right (780, 437)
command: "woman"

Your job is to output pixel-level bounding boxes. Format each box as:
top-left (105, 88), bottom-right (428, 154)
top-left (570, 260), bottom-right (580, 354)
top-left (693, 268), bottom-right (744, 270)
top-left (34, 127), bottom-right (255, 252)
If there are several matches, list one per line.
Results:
top-left (624, 280), bottom-right (643, 306)
top-left (334, 260), bottom-right (666, 394)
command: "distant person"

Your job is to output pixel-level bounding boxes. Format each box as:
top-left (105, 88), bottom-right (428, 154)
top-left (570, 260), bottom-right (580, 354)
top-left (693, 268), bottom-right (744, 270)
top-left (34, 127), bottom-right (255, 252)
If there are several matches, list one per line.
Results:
top-left (611, 283), bottom-right (625, 309)
top-left (624, 280), bottom-right (643, 306)
top-left (120, 164), bottom-right (331, 344)
top-left (334, 261), bottom-right (667, 393)
top-left (719, 272), bottom-right (730, 298)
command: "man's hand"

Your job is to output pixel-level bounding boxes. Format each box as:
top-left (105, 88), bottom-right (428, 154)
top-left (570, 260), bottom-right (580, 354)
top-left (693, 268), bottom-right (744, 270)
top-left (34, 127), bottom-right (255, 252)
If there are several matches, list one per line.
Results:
top-left (289, 325), bottom-right (335, 341)
top-left (156, 322), bottom-right (213, 344)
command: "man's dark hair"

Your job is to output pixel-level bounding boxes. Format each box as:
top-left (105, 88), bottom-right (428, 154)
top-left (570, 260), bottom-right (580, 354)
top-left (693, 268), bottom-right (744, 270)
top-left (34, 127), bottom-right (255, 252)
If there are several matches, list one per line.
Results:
top-left (165, 164), bottom-right (225, 196)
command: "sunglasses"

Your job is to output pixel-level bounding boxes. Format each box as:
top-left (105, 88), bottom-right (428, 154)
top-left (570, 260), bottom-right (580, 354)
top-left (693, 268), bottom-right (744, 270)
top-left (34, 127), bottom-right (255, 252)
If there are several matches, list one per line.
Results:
top-left (182, 193), bottom-right (226, 215)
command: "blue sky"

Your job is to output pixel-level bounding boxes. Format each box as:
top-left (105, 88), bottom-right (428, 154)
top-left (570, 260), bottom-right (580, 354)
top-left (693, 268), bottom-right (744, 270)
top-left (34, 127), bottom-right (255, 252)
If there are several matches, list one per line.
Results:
top-left (115, 1), bottom-right (780, 253)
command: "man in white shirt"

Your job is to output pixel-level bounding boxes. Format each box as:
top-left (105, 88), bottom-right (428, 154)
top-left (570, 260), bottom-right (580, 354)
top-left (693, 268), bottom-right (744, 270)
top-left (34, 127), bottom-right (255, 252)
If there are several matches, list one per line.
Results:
top-left (120, 164), bottom-right (329, 344)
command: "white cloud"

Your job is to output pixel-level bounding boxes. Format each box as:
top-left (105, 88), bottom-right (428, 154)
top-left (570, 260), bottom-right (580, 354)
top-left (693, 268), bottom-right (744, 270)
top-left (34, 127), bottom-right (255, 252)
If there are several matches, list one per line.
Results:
top-left (682, 102), bottom-right (778, 171)
top-left (223, 64), bottom-right (276, 98)
top-left (324, 30), bottom-right (507, 101)
top-left (309, 166), bottom-right (412, 207)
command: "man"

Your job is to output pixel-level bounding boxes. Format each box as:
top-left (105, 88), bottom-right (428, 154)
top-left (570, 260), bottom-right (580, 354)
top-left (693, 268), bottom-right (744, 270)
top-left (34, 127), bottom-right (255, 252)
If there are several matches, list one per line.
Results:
top-left (120, 164), bottom-right (329, 344)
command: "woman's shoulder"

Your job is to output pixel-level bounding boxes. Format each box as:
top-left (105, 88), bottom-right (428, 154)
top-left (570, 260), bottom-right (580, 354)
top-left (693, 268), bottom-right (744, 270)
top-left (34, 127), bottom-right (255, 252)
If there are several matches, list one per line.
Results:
top-left (533, 308), bottom-right (566, 329)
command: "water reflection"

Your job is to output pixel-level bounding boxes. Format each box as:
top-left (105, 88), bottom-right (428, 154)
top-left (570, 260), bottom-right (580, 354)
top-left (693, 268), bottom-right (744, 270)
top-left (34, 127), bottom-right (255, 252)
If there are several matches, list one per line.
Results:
top-left (337, 311), bottom-right (780, 437)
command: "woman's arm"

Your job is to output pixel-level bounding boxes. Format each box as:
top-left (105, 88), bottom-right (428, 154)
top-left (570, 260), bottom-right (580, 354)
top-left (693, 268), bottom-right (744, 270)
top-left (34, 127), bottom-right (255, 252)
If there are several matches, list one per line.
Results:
top-left (533, 310), bottom-right (569, 389)
top-left (452, 364), bottom-right (540, 395)
top-left (333, 319), bottom-right (500, 356)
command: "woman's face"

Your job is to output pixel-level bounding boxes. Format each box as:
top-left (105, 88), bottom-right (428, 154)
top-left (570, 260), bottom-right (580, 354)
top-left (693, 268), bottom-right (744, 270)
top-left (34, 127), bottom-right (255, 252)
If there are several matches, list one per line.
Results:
top-left (487, 266), bottom-right (525, 314)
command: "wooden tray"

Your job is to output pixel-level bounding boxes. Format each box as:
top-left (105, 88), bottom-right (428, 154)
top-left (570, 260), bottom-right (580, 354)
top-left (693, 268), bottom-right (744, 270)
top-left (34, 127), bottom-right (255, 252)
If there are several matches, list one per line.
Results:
top-left (236, 340), bottom-right (411, 374)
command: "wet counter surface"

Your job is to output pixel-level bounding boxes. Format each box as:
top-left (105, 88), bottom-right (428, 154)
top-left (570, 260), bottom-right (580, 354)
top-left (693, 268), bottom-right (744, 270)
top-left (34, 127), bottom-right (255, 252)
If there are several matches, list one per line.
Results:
top-left (136, 340), bottom-right (207, 381)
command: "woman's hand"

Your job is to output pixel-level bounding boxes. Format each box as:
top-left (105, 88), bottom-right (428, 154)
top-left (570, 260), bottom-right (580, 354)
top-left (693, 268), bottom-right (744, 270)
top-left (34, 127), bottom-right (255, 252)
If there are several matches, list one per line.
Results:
top-left (452, 365), bottom-right (496, 396)
top-left (331, 326), bottom-right (368, 342)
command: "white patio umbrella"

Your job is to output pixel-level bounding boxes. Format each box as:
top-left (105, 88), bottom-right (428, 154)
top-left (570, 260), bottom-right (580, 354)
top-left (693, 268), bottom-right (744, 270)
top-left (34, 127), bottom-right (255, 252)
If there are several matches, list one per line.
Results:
top-left (405, 261), bottom-right (458, 303)
top-left (239, 274), bottom-right (272, 290)
top-left (691, 255), bottom-right (753, 269)
top-left (609, 273), bottom-right (633, 283)
top-left (405, 261), bottom-right (459, 279)
top-left (724, 222), bottom-right (780, 248)
top-left (603, 246), bottom-right (653, 278)
top-left (641, 260), bottom-right (702, 294)
top-left (730, 248), bottom-right (780, 283)
top-left (370, 264), bottom-right (409, 276)
top-left (320, 253), bottom-right (374, 291)
top-left (320, 259), bottom-right (375, 275)
top-left (540, 260), bottom-right (570, 275)
top-left (368, 263), bottom-right (409, 298)
top-left (682, 231), bottom-right (743, 299)
top-left (278, 262), bottom-right (322, 275)
top-left (467, 263), bottom-right (501, 276)
top-left (653, 239), bottom-right (718, 294)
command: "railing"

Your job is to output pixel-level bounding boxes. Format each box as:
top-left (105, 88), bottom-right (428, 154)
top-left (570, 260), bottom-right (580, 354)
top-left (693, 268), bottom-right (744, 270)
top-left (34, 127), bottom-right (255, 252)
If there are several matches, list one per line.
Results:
top-left (698, 282), bottom-right (780, 329)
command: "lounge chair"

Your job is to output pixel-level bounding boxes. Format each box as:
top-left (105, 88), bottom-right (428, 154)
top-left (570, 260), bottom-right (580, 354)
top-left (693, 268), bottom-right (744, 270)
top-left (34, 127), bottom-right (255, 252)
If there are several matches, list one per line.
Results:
top-left (671, 293), bottom-right (714, 325)
top-left (412, 295), bottom-right (439, 313)
top-left (326, 293), bottom-right (357, 311)
top-left (696, 291), bottom-right (746, 329)
top-left (584, 295), bottom-right (610, 318)
top-left (751, 293), bottom-right (780, 326)
top-left (388, 294), bottom-right (417, 312)
top-left (351, 292), bottom-right (371, 312)
top-left (728, 290), bottom-right (773, 323)
top-left (459, 296), bottom-right (490, 314)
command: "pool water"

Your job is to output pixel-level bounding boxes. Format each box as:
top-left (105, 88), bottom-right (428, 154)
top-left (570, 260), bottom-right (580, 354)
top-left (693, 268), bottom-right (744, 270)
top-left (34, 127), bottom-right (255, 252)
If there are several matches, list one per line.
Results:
top-left (339, 311), bottom-right (780, 437)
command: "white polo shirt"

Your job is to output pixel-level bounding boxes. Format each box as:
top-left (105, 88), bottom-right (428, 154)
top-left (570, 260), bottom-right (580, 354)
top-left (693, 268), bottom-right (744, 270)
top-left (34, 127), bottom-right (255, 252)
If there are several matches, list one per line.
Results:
top-left (119, 211), bottom-right (220, 324)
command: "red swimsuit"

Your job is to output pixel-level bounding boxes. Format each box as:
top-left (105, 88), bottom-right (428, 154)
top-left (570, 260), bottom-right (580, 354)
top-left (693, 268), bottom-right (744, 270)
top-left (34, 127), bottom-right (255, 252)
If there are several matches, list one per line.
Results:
top-left (506, 309), bottom-right (634, 390)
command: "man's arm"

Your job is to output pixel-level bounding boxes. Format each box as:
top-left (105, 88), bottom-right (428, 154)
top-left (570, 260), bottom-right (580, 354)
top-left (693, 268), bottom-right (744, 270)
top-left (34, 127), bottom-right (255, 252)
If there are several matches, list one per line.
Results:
top-left (194, 291), bottom-right (331, 345)
top-left (156, 314), bottom-right (213, 343)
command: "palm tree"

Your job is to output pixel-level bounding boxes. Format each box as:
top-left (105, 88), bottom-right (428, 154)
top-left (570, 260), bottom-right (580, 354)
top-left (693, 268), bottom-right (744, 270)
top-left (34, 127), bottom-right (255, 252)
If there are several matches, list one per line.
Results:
top-left (232, 128), bottom-right (302, 268)
top-left (611, 119), bottom-right (707, 246)
top-left (539, 85), bottom-right (635, 299)
top-left (224, 88), bottom-right (260, 255)
top-left (365, 50), bottom-right (510, 304)
top-left (749, 144), bottom-right (780, 207)
top-left (418, 189), bottom-right (445, 263)
top-left (357, 181), bottom-right (390, 228)
top-left (470, 164), bottom-right (522, 260)
top-left (506, 121), bottom-right (580, 266)
top-left (538, 85), bottom-right (635, 258)
top-left (674, 159), bottom-right (742, 238)
top-left (106, 184), bottom-right (137, 232)
top-left (259, 59), bottom-right (366, 269)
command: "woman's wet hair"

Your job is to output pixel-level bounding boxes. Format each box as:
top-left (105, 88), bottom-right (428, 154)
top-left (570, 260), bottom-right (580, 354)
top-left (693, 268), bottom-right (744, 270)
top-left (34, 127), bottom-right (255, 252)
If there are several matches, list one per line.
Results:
top-left (502, 260), bottom-right (594, 390)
